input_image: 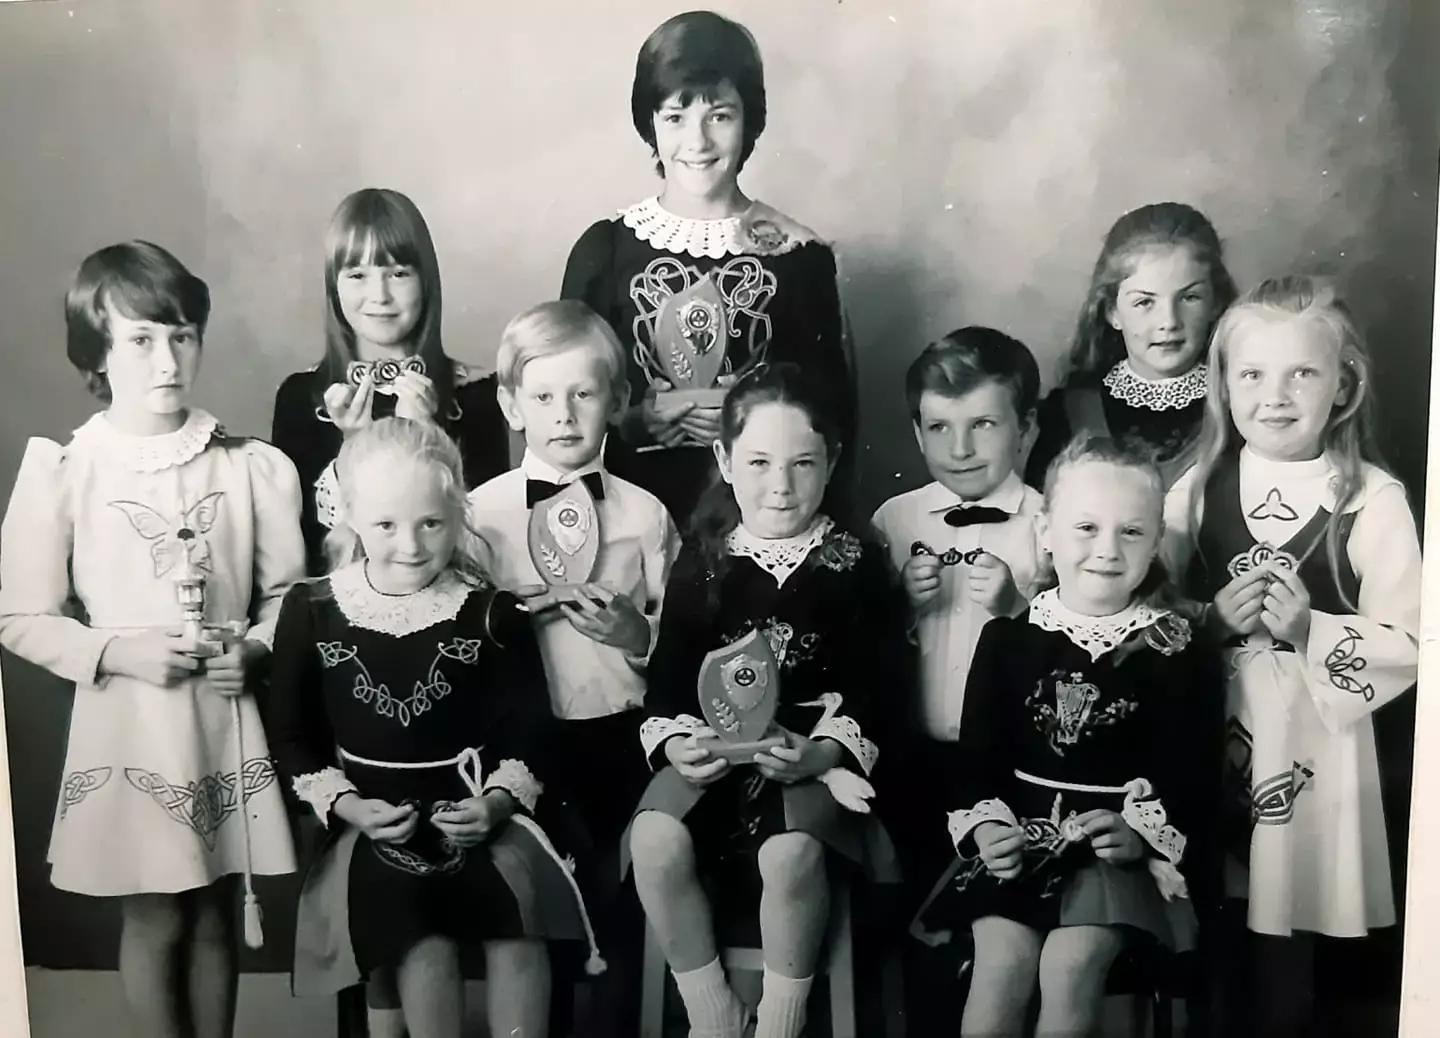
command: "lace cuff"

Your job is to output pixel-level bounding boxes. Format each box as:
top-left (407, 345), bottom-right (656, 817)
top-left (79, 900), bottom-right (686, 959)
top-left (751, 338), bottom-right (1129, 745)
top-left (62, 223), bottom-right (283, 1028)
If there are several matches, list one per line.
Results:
top-left (483, 759), bottom-right (543, 815)
top-left (639, 714), bottom-right (703, 761)
top-left (292, 767), bottom-right (358, 827)
top-left (947, 798), bottom-right (1017, 855)
top-left (811, 714), bottom-right (878, 776)
top-left (1120, 778), bottom-right (1187, 866)
top-left (314, 462), bottom-right (341, 529)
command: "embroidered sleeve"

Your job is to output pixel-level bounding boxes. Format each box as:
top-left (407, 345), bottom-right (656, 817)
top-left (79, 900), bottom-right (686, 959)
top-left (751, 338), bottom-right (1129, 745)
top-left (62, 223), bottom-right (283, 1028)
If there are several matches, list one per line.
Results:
top-left (292, 766), bottom-right (358, 827)
top-left (313, 461), bottom-right (341, 529)
top-left (1302, 480), bottom-right (1420, 732)
top-left (947, 799), bottom-right (1017, 856)
top-left (811, 714), bottom-right (879, 776)
top-left (483, 759), bottom-right (543, 814)
top-left (639, 714), bottom-right (704, 763)
top-left (243, 442), bottom-right (307, 650)
top-left (0, 438), bottom-right (117, 686)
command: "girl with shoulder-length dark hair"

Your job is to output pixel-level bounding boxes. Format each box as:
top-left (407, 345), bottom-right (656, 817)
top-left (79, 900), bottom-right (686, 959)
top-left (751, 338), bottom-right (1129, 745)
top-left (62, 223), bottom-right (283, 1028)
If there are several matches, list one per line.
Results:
top-left (271, 188), bottom-right (510, 576)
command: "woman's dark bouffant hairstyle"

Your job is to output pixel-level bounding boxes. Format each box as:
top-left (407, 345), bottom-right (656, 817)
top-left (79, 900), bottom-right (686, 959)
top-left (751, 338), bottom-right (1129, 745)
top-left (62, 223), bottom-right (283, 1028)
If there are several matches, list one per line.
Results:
top-left (688, 361), bottom-right (847, 587)
top-left (631, 11), bottom-right (767, 177)
top-left (65, 241), bottom-right (211, 403)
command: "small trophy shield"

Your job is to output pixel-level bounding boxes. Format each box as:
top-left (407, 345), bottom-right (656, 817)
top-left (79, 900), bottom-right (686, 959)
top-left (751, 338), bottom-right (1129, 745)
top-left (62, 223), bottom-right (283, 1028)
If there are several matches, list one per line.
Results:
top-left (527, 479), bottom-right (601, 588)
top-left (694, 628), bottom-right (785, 763)
top-left (650, 274), bottom-right (729, 408)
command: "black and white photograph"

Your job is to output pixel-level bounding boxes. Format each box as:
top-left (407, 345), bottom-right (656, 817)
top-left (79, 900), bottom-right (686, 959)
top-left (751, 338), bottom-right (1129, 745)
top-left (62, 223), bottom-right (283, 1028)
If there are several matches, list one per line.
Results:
top-left (0, 2), bottom-right (1437, 1036)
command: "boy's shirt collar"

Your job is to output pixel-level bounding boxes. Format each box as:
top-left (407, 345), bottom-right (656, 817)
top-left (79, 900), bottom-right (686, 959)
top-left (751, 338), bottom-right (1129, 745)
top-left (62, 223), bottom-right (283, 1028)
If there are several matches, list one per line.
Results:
top-left (920, 470), bottom-right (1027, 516)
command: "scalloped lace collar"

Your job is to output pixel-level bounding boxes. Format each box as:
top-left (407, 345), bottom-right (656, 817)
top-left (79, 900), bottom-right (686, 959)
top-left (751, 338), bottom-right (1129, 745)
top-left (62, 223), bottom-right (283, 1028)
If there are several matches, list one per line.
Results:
top-left (329, 563), bottom-right (475, 637)
top-left (1028, 588), bottom-right (1167, 662)
top-left (1102, 361), bottom-right (1207, 411)
top-left (727, 516), bottom-right (834, 586)
top-left (619, 196), bottom-right (811, 260)
top-left (73, 409), bottom-right (220, 473)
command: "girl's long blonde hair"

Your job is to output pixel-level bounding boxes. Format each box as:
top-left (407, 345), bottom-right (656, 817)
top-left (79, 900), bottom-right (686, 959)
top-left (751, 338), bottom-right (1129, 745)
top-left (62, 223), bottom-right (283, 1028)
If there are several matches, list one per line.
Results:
top-left (322, 417), bottom-right (491, 585)
top-left (1184, 275), bottom-right (1384, 609)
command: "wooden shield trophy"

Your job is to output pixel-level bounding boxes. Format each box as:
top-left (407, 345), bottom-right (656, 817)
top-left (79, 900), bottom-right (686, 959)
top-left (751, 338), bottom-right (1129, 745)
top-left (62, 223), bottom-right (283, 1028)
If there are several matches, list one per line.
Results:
top-left (527, 479), bottom-right (601, 590)
top-left (651, 274), bottom-right (729, 408)
top-left (695, 628), bottom-right (785, 763)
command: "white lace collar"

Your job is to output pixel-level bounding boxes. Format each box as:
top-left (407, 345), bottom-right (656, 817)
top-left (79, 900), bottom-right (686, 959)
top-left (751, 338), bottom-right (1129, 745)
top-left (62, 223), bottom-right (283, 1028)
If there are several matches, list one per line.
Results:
top-left (1102, 361), bottom-right (1207, 411)
top-left (1028, 587), bottom-right (1166, 662)
top-left (329, 563), bottom-right (475, 637)
top-left (727, 516), bottom-right (834, 587)
top-left (73, 409), bottom-right (220, 473)
top-left (619, 197), bottom-right (816, 260)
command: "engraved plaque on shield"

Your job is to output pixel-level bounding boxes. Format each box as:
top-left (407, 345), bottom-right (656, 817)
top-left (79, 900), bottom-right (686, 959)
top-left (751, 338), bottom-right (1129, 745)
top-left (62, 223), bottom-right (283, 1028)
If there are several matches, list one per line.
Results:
top-left (650, 273), bottom-right (729, 408)
top-left (695, 628), bottom-right (785, 763)
top-left (526, 479), bottom-right (600, 587)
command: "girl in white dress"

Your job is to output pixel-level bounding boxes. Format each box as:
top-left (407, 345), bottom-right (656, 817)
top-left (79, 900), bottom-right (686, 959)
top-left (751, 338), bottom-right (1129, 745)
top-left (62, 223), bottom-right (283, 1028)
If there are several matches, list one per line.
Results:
top-left (0, 241), bottom-right (305, 1038)
top-left (1165, 275), bottom-right (1421, 1037)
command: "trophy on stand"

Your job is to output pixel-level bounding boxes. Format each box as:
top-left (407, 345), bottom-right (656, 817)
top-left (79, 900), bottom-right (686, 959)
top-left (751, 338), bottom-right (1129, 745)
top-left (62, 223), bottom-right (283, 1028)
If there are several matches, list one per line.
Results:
top-left (527, 479), bottom-right (601, 600)
top-left (694, 628), bottom-right (786, 764)
top-left (636, 275), bottom-right (731, 410)
top-left (172, 536), bottom-right (265, 950)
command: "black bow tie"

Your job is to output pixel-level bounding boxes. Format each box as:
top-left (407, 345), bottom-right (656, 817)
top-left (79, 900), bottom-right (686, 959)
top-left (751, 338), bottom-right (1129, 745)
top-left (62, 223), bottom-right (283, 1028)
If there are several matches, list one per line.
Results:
top-left (526, 472), bottom-right (605, 509)
top-left (943, 505), bottom-right (1010, 528)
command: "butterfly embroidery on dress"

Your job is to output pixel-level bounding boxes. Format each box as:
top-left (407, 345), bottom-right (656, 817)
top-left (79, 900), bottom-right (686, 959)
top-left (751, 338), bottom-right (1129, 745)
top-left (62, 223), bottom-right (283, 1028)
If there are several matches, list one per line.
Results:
top-left (109, 492), bottom-right (225, 577)
top-left (1247, 487), bottom-right (1299, 522)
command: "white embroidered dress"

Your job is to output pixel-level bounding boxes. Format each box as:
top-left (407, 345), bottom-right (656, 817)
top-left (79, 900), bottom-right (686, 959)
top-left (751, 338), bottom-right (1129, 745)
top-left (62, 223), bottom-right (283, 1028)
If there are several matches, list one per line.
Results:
top-left (0, 411), bottom-right (303, 895)
top-left (1165, 449), bottom-right (1421, 937)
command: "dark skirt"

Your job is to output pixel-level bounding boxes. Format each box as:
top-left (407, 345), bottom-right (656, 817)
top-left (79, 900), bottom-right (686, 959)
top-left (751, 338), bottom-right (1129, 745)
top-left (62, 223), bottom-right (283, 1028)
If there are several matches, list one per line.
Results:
top-left (619, 764), bottom-right (901, 890)
top-left (913, 785), bottom-right (1196, 951)
top-left (290, 760), bottom-right (592, 996)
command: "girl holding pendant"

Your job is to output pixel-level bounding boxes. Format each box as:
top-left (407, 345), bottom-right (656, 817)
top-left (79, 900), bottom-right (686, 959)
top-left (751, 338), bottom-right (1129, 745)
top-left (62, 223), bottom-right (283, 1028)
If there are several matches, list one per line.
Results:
top-left (625, 362), bottom-right (903, 1038)
top-left (562, 10), bottom-right (855, 527)
top-left (1025, 202), bottom-right (1239, 490)
top-left (0, 241), bottom-right (305, 1038)
top-left (265, 417), bottom-right (602, 1038)
top-left (913, 435), bottom-right (1221, 1038)
top-left (272, 187), bottom-right (510, 577)
top-left (1166, 276), bottom-right (1421, 1038)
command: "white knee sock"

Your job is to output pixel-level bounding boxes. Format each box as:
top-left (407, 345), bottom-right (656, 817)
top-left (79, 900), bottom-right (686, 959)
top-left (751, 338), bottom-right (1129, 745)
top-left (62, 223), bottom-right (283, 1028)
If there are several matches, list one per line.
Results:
top-left (366, 1005), bottom-right (407, 1038)
top-left (754, 967), bottom-right (813, 1038)
top-left (673, 957), bottom-right (748, 1038)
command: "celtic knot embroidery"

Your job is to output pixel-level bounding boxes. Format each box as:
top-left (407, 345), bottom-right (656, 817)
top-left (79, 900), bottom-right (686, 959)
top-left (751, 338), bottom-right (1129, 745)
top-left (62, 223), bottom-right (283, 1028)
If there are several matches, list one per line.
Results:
top-left (125, 758), bottom-right (277, 851)
top-left (630, 256), bottom-right (778, 380)
top-left (319, 638), bottom-right (478, 727)
top-left (373, 839), bottom-right (466, 877)
top-left (1027, 670), bottom-right (1137, 755)
top-left (1252, 761), bottom-right (1314, 826)
top-left (1324, 626), bottom-right (1374, 701)
top-left (60, 767), bottom-right (112, 818)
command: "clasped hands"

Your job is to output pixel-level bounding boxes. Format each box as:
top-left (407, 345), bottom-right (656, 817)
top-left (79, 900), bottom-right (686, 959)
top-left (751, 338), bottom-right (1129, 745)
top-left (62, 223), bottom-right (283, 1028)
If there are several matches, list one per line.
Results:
top-left (332, 789), bottom-right (516, 848)
top-left (973, 810), bottom-right (1144, 879)
top-left (663, 726), bottom-right (843, 787)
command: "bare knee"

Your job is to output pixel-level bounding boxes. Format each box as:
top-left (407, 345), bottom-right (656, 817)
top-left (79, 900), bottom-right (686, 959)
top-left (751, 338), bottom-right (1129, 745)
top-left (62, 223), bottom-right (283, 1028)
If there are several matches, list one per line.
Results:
top-left (756, 832), bottom-right (826, 893)
top-left (970, 916), bottom-right (1042, 983)
top-left (484, 938), bottom-right (547, 975)
top-left (1037, 925), bottom-right (1124, 1004)
top-left (629, 811), bottom-right (695, 880)
top-left (186, 877), bottom-right (237, 942)
top-left (121, 892), bottom-right (187, 947)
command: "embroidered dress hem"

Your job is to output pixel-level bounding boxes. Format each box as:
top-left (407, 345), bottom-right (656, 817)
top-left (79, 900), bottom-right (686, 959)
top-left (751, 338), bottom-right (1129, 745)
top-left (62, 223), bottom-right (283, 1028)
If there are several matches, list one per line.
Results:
top-left (293, 816), bottom-right (588, 996)
top-left (47, 677), bottom-right (296, 896)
